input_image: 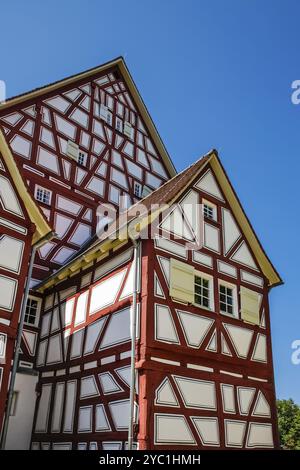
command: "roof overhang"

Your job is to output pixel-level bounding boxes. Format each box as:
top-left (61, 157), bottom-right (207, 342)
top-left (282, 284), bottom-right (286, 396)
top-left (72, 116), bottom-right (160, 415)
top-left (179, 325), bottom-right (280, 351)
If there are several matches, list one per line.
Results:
top-left (0, 129), bottom-right (52, 245)
top-left (209, 153), bottom-right (282, 288)
top-left (35, 150), bottom-right (282, 292)
top-left (0, 57), bottom-right (176, 178)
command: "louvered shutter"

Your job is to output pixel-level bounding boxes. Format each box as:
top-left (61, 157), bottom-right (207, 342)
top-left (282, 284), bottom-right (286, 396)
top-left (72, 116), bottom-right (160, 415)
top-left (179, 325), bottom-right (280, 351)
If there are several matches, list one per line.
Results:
top-left (67, 140), bottom-right (79, 161)
top-left (170, 258), bottom-right (195, 303)
top-left (240, 286), bottom-right (260, 325)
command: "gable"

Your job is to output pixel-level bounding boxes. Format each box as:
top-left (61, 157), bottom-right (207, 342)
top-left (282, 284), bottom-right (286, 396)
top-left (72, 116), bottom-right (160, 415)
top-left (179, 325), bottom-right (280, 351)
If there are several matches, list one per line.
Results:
top-left (0, 131), bottom-right (51, 244)
top-left (0, 58), bottom-right (174, 278)
top-left (155, 163), bottom-right (273, 281)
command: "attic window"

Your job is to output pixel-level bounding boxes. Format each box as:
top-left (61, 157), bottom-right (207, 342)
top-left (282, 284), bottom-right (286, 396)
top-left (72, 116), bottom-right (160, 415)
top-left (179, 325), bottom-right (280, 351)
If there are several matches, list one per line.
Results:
top-left (100, 104), bottom-right (112, 126)
top-left (134, 182), bottom-right (142, 198)
top-left (35, 186), bottom-right (51, 205)
top-left (203, 201), bottom-right (216, 221)
top-left (115, 117), bottom-right (123, 133)
top-left (78, 151), bottom-right (87, 166)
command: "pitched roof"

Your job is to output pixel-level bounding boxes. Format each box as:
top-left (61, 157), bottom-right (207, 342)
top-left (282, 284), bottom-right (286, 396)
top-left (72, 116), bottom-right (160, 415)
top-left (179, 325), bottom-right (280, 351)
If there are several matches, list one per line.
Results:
top-left (0, 129), bottom-right (52, 244)
top-left (0, 57), bottom-right (176, 177)
top-left (36, 149), bottom-right (282, 292)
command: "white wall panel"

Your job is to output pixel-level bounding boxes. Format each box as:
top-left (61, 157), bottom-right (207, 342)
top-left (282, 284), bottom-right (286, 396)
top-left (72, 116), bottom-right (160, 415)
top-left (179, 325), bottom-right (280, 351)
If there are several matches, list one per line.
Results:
top-left (155, 414), bottom-right (195, 445)
top-left (35, 384), bottom-right (52, 433)
top-left (63, 380), bottom-right (77, 432)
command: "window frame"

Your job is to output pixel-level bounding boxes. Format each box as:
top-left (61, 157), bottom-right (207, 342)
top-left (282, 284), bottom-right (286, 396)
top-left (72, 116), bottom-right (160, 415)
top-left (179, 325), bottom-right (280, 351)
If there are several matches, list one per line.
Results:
top-left (24, 295), bottom-right (42, 327)
top-left (78, 150), bottom-right (87, 167)
top-left (193, 270), bottom-right (214, 311)
top-left (34, 185), bottom-right (52, 206)
top-left (202, 199), bottom-right (217, 222)
top-left (218, 279), bottom-right (238, 319)
top-left (0, 333), bottom-right (7, 360)
top-left (133, 182), bottom-right (142, 198)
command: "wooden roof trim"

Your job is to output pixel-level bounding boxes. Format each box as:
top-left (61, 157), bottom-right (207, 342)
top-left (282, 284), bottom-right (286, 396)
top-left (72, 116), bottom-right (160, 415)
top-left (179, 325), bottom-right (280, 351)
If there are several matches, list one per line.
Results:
top-left (0, 57), bottom-right (176, 177)
top-left (0, 129), bottom-right (52, 244)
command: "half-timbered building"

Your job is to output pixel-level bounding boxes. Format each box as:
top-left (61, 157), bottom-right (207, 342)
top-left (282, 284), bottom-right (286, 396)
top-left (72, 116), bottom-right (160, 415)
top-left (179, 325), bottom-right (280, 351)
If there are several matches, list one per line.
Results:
top-left (0, 58), bottom-right (282, 450)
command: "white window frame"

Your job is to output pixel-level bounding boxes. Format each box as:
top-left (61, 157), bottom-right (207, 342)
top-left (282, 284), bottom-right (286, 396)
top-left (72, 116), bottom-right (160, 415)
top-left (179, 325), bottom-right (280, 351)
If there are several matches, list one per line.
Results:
top-left (133, 182), bottom-right (142, 198)
top-left (218, 279), bottom-right (238, 319)
top-left (202, 199), bottom-right (217, 221)
top-left (0, 333), bottom-right (7, 360)
top-left (34, 185), bottom-right (52, 205)
top-left (115, 117), bottom-right (123, 133)
top-left (24, 295), bottom-right (42, 327)
top-left (193, 270), bottom-right (214, 311)
top-left (78, 150), bottom-right (87, 167)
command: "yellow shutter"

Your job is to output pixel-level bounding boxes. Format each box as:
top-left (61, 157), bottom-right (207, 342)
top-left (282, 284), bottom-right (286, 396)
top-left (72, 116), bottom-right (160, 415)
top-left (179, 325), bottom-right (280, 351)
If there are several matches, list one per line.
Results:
top-left (240, 286), bottom-right (260, 325)
top-left (170, 258), bottom-right (195, 303)
top-left (67, 140), bottom-right (79, 160)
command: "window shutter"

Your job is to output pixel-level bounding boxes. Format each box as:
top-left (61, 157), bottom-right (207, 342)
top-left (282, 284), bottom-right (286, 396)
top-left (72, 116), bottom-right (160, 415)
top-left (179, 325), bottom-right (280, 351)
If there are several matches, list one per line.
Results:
top-left (67, 140), bottom-right (79, 161)
top-left (170, 258), bottom-right (195, 303)
top-left (240, 286), bottom-right (260, 325)
top-left (100, 104), bottom-right (108, 121)
top-left (124, 121), bottom-right (133, 139)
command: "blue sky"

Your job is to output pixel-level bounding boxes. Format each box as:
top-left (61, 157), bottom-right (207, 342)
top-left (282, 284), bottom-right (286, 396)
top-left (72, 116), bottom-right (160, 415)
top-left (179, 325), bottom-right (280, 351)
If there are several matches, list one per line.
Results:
top-left (1, 0), bottom-right (300, 402)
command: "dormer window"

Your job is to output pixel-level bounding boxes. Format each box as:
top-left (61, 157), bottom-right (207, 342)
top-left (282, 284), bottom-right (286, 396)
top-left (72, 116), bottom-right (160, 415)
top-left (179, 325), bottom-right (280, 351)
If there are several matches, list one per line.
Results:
top-left (35, 186), bottom-right (52, 205)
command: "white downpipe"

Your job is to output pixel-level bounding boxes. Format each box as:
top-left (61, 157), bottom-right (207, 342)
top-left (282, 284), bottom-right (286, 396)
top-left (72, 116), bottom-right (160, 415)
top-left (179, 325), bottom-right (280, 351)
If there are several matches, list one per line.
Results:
top-left (127, 237), bottom-right (140, 450)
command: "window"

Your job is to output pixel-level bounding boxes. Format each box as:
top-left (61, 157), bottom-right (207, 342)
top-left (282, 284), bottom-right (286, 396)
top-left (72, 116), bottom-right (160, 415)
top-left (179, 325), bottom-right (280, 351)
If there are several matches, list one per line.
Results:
top-left (203, 201), bottom-right (216, 221)
top-left (66, 140), bottom-right (79, 160)
top-left (194, 275), bottom-right (211, 308)
top-left (10, 391), bottom-right (19, 416)
top-left (107, 111), bottom-right (112, 126)
top-left (219, 281), bottom-right (238, 318)
top-left (142, 185), bottom-right (152, 198)
top-left (219, 285), bottom-right (234, 315)
top-left (99, 103), bottom-right (112, 126)
top-left (35, 186), bottom-right (51, 205)
top-left (133, 182), bottom-right (142, 198)
top-left (24, 296), bottom-right (41, 326)
top-left (0, 333), bottom-right (7, 360)
top-left (78, 151), bottom-right (86, 166)
top-left (204, 204), bottom-right (214, 220)
top-left (115, 117), bottom-right (123, 133)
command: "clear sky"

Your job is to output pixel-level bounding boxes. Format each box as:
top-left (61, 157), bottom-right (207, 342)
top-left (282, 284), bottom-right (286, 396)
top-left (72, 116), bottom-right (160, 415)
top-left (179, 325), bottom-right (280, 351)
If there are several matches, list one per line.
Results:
top-left (1, 0), bottom-right (300, 402)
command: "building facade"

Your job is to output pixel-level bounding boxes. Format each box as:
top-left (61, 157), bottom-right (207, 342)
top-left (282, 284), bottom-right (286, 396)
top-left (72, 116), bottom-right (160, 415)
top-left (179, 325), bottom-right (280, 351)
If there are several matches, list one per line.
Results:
top-left (0, 58), bottom-right (282, 450)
